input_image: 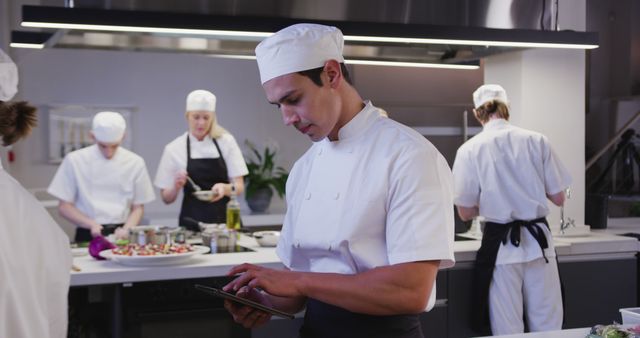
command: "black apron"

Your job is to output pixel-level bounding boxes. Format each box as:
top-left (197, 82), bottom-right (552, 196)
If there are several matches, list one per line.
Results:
top-left (178, 135), bottom-right (230, 232)
top-left (470, 217), bottom-right (553, 335)
top-left (299, 298), bottom-right (424, 338)
top-left (75, 223), bottom-right (124, 243)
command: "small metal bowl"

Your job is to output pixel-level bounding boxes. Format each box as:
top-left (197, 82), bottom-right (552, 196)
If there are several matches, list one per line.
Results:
top-left (129, 226), bottom-right (185, 245)
top-left (201, 224), bottom-right (237, 253)
top-left (252, 231), bottom-right (280, 247)
top-left (193, 190), bottom-right (217, 202)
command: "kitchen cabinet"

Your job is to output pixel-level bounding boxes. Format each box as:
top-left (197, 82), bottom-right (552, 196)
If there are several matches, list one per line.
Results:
top-left (559, 257), bottom-right (637, 328)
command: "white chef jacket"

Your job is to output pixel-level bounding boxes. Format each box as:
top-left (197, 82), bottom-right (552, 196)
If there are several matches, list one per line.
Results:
top-left (277, 101), bottom-right (455, 310)
top-left (0, 161), bottom-right (71, 338)
top-left (154, 132), bottom-right (248, 190)
top-left (47, 145), bottom-right (156, 224)
top-left (452, 119), bottom-right (572, 264)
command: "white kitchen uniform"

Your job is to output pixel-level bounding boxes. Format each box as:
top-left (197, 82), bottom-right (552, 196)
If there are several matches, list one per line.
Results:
top-left (48, 144), bottom-right (155, 224)
top-left (277, 101), bottom-right (455, 310)
top-left (154, 132), bottom-right (248, 190)
top-left (0, 161), bottom-right (71, 338)
top-left (453, 118), bottom-right (571, 334)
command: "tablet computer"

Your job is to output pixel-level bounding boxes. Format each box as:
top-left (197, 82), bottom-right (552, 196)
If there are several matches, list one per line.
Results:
top-left (194, 284), bottom-right (295, 319)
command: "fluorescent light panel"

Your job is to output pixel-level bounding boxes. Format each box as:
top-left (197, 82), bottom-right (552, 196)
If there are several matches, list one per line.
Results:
top-left (22, 22), bottom-right (273, 39)
top-left (10, 42), bottom-right (44, 49)
top-left (346, 59), bottom-right (479, 69)
top-left (21, 24), bottom-right (598, 50)
top-left (344, 35), bottom-right (599, 49)
top-left (206, 53), bottom-right (478, 70)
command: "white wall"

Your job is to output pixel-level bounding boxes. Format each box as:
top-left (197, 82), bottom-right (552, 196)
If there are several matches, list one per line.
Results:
top-left (8, 48), bottom-right (308, 219)
top-left (485, 48), bottom-right (586, 230)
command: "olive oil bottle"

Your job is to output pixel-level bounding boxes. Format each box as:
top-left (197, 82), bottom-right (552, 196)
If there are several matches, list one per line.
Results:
top-left (226, 184), bottom-right (241, 230)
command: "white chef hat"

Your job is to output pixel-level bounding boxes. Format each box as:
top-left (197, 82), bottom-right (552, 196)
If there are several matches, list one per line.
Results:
top-left (0, 48), bottom-right (18, 101)
top-left (186, 89), bottom-right (216, 112)
top-left (473, 84), bottom-right (509, 109)
top-left (255, 23), bottom-right (345, 85)
top-left (92, 111), bottom-right (126, 143)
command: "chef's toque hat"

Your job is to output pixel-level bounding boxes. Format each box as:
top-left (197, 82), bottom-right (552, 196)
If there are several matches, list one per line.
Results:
top-left (92, 111), bottom-right (126, 143)
top-left (255, 23), bottom-right (345, 85)
top-left (186, 89), bottom-right (216, 112)
top-left (473, 84), bottom-right (509, 109)
top-left (0, 48), bottom-right (18, 101)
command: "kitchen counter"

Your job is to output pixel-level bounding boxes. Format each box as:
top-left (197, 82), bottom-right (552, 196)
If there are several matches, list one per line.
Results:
top-left (71, 229), bottom-right (639, 287)
top-left (477, 327), bottom-right (590, 338)
top-left (71, 235), bottom-right (284, 286)
top-left (453, 229), bottom-right (638, 263)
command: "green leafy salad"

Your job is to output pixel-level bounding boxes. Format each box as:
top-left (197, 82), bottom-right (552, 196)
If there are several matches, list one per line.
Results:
top-left (587, 324), bottom-right (640, 338)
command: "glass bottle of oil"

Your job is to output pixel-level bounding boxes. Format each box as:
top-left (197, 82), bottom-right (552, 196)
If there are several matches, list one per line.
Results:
top-left (226, 184), bottom-right (241, 230)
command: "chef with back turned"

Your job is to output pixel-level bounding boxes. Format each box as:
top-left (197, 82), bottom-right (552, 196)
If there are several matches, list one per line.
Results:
top-left (221, 23), bottom-right (455, 338)
top-left (452, 84), bottom-right (571, 335)
top-left (48, 111), bottom-right (155, 242)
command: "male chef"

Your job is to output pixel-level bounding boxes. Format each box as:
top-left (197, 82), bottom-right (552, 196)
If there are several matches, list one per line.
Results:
top-left (222, 23), bottom-right (455, 338)
top-left (48, 111), bottom-right (155, 242)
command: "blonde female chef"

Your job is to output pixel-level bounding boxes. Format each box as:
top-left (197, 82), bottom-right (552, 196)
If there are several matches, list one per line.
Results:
top-left (0, 48), bottom-right (71, 338)
top-left (154, 90), bottom-right (248, 231)
top-left (452, 84), bottom-right (571, 335)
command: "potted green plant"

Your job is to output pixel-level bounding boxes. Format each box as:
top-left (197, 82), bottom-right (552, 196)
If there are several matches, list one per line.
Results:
top-left (244, 140), bottom-right (288, 213)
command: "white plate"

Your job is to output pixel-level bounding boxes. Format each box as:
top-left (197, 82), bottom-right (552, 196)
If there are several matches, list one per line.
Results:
top-left (99, 245), bottom-right (210, 266)
top-left (71, 247), bottom-right (88, 257)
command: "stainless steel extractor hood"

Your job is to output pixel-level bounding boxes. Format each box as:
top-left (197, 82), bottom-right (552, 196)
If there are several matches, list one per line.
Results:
top-left (12, 0), bottom-right (598, 69)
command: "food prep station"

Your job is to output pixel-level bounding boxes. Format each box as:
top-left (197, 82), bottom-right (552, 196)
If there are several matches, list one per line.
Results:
top-left (68, 220), bottom-right (639, 338)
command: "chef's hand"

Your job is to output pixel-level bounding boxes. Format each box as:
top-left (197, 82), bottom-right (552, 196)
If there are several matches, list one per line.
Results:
top-left (114, 227), bottom-right (129, 240)
top-left (210, 183), bottom-right (227, 202)
top-left (224, 263), bottom-right (304, 299)
top-left (223, 286), bottom-right (272, 328)
top-left (174, 170), bottom-right (187, 190)
top-left (90, 224), bottom-right (104, 238)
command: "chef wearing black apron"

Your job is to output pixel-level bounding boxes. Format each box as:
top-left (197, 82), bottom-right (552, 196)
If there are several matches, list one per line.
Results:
top-left (154, 89), bottom-right (248, 231)
top-left (221, 24), bottom-right (455, 338)
top-left (453, 84), bottom-right (571, 335)
top-left (179, 135), bottom-right (230, 230)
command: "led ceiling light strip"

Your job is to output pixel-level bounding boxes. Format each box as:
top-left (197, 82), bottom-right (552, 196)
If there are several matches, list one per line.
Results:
top-left (343, 35), bottom-right (599, 49)
top-left (346, 59), bottom-right (479, 69)
top-left (22, 21), bottom-right (273, 39)
top-left (10, 42), bottom-right (44, 49)
top-left (207, 54), bottom-right (479, 70)
top-left (22, 20), bottom-right (597, 49)
top-left (10, 31), bottom-right (52, 49)
top-left (20, 5), bottom-right (599, 53)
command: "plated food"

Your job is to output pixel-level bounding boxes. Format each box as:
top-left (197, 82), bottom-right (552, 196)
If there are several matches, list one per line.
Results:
top-left (99, 244), bottom-right (210, 266)
top-left (111, 243), bottom-right (195, 256)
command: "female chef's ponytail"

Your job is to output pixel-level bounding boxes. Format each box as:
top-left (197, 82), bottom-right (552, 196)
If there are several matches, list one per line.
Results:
top-left (0, 101), bottom-right (37, 146)
top-left (208, 112), bottom-right (229, 140)
top-left (474, 100), bottom-right (509, 123)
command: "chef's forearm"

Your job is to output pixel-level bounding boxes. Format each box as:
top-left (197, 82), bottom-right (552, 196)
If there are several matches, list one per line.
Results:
top-left (298, 261), bottom-right (439, 316)
top-left (265, 294), bottom-right (306, 314)
top-left (123, 204), bottom-right (144, 229)
top-left (58, 200), bottom-right (100, 230)
top-left (456, 205), bottom-right (479, 221)
top-left (232, 177), bottom-right (245, 195)
top-left (160, 187), bottom-right (179, 204)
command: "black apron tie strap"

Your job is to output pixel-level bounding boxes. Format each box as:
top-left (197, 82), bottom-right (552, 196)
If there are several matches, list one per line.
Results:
top-left (498, 218), bottom-right (550, 263)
